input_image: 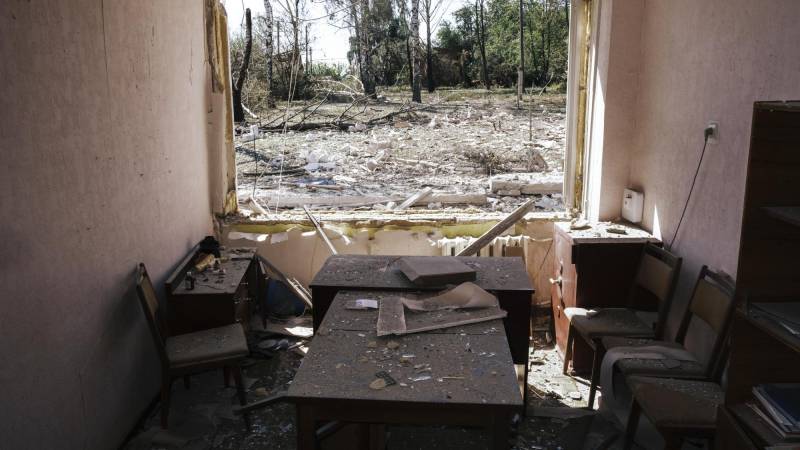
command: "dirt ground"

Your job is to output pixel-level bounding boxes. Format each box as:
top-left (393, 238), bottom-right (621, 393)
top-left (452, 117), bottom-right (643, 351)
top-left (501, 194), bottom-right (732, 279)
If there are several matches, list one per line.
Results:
top-left (235, 90), bottom-right (566, 215)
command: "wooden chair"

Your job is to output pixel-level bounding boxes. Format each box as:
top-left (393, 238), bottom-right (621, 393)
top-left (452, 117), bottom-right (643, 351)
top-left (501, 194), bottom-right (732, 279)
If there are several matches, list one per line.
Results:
top-left (618, 267), bottom-right (736, 449)
top-left (622, 375), bottom-right (724, 450)
top-left (562, 243), bottom-right (682, 407)
top-left (601, 266), bottom-right (736, 385)
top-left (136, 263), bottom-right (250, 429)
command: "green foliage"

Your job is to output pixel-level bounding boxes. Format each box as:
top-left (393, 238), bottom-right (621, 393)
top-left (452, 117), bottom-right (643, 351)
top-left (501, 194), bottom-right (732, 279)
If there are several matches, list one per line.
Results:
top-left (231, 0), bottom-right (569, 104)
top-left (436, 0), bottom-right (569, 89)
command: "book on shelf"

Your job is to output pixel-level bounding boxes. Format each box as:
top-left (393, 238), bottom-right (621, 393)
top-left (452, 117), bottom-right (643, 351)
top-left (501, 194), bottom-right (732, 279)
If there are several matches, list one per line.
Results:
top-left (747, 402), bottom-right (800, 441)
top-left (751, 384), bottom-right (800, 440)
top-left (751, 302), bottom-right (800, 336)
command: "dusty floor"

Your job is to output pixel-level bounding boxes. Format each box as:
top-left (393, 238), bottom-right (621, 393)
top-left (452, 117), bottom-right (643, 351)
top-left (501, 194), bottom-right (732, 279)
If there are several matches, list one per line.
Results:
top-left (235, 91), bottom-right (566, 215)
top-left (123, 313), bottom-right (645, 450)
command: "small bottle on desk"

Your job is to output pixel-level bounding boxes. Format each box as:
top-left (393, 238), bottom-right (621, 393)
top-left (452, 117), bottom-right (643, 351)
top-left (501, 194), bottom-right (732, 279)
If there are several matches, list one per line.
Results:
top-left (185, 271), bottom-right (195, 290)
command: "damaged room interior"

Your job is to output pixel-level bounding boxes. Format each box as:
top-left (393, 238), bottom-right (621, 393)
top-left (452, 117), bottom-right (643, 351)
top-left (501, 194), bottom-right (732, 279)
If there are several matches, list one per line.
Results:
top-left (3, 0), bottom-right (800, 449)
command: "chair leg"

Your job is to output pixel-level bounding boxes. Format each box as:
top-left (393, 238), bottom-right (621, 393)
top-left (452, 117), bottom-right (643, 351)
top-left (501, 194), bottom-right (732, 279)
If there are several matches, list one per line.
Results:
top-left (183, 375), bottom-right (190, 389)
top-left (622, 398), bottom-right (641, 450)
top-left (588, 341), bottom-right (603, 409)
top-left (231, 366), bottom-right (251, 430)
top-left (160, 377), bottom-right (173, 429)
top-left (224, 367), bottom-right (232, 387)
top-left (562, 325), bottom-right (574, 375)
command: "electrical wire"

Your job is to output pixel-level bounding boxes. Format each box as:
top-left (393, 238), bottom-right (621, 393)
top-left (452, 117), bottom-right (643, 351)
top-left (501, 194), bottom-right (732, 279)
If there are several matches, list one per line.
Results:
top-left (667, 133), bottom-right (710, 251)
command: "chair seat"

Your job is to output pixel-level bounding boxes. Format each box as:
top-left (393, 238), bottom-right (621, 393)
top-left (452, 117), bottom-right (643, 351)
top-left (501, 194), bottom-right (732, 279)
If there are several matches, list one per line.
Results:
top-left (566, 308), bottom-right (655, 339)
top-left (618, 355), bottom-right (705, 379)
top-left (629, 376), bottom-right (723, 429)
top-left (601, 336), bottom-right (684, 351)
top-left (166, 324), bottom-right (249, 367)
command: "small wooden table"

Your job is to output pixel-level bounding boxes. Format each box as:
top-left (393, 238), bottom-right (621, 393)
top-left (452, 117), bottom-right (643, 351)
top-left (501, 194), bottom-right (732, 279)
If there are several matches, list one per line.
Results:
top-left (288, 290), bottom-right (523, 449)
top-left (165, 246), bottom-right (258, 335)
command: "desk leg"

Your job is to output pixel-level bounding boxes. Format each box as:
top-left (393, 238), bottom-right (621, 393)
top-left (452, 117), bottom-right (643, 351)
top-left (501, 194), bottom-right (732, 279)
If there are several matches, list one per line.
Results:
top-left (369, 424), bottom-right (386, 450)
top-left (489, 413), bottom-right (511, 450)
top-left (523, 361), bottom-right (530, 415)
top-left (296, 405), bottom-right (317, 450)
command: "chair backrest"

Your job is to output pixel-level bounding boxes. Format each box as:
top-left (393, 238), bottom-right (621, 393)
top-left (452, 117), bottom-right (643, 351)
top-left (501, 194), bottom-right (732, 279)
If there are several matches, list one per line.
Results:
top-left (628, 243), bottom-right (683, 339)
top-left (136, 263), bottom-right (169, 368)
top-left (676, 266), bottom-right (736, 378)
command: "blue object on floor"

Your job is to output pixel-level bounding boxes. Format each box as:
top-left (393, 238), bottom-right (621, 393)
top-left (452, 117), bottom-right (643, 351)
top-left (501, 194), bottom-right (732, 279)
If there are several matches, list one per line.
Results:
top-left (265, 279), bottom-right (306, 318)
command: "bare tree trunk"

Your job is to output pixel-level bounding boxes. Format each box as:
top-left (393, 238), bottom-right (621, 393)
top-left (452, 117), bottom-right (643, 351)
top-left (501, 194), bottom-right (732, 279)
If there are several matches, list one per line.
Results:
top-left (517, 0), bottom-right (524, 105)
top-left (305, 24), bottom-right (310, 75)
top-left (539, 1), bottom-right (548, 86)
top-left (263, 0), bottom-right (274, 108)
top-left (410, 0), bottom-right (422, 102)
top-left (360, 0), bottom-right (376, 95)
top-left (233, 8), bottom-right (252, 122)
top-left (425, 0), bottom-right (434, 92)
top-left (527, 8), bottom-right (537, 84)
top-left (477, 0), bottom-right (489, 90)
top-left (293, 0), bottom-right (300, 64)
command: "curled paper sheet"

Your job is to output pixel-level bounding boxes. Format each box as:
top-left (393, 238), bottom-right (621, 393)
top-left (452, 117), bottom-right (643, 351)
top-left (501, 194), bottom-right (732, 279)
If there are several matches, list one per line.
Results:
top-left (401, 282), bottom-right (499, 311)
top-left (377, 282), bottom-right (506, 336)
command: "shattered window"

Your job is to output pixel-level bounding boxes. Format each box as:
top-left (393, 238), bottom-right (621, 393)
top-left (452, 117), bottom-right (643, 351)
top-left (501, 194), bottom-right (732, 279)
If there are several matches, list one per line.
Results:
top-left (227, 0), bottom-right (569, 218)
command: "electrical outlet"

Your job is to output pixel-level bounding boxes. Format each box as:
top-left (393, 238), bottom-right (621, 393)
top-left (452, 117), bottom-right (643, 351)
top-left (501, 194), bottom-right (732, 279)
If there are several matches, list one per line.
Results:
top-left (705, 121), bottom-right (719, 144)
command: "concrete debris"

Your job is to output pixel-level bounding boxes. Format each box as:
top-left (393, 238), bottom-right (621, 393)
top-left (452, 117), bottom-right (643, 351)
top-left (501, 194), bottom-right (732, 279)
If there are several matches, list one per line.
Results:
top-left (240, 124), bottom-right (260, 142)
top-left (489, 172), bottom-right (563, 195)
top-left (236, 95), bottom-right (567, 212)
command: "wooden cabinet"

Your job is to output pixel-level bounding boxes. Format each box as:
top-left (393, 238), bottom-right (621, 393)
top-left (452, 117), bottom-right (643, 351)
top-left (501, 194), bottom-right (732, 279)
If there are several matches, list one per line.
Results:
top-left (165, 246), bottom-right (258, 335)
top-left (551, 222), bottom-right (660, 373)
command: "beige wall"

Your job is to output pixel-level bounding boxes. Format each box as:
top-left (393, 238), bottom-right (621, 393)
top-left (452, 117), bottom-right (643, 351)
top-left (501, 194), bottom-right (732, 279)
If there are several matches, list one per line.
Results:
top-left (584, 0), bottom-right (643, 221)
top-left (0, 1), bottom-right (217, 448)
top-left (594, 0), bottom-right (800, 334)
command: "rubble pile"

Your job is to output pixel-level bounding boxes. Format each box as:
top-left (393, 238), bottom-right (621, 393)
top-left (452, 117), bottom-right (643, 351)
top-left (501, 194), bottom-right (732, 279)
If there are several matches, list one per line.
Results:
top-left (235, 94), bottom-right (567, 214)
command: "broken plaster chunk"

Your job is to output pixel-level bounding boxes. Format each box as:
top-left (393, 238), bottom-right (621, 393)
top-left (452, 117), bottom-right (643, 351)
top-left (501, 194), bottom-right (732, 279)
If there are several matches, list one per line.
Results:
top-left (489, 172), bottom-right (563, 195)
top-left (387, 341), bottom-right (400, 350)
top-left (369, 378), bottom-right (388, 390)
top-left (367, 341), bottom-right (378, 348)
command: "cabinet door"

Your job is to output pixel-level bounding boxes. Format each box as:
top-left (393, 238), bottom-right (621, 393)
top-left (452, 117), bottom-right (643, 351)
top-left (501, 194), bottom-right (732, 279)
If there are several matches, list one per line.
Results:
top-left (552, 229), bottom-right (577, 356)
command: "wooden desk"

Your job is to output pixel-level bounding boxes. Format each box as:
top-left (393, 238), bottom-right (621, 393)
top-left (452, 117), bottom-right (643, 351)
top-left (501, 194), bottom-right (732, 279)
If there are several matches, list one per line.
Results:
top-left (288, 291), bottom-right (522, 449)
top-left (310, 255), bottom-right (534, 369)
top-left (165, 247), bottom-right (258, 335)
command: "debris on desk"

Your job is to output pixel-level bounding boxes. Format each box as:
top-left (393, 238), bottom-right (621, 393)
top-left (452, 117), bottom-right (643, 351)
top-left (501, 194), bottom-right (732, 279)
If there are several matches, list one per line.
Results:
top-left (606, 226), bottom-right (628, 235)
top-left (193, 253), bottom-right (216, 272)
top-left (401, 282), bottom-right (497, 311)
top-left (345, 298), bottom-right (379, 310)
top-left (396, 256), bottom-right (477, 286)
top-left (369, 378), bottom-right (388, 390)
top-left (377, 283), bottom-right (507, 336)
top-left (409, 374), bottom-right (432, 382)
top-left (375, 370), bottom-right (397, 386)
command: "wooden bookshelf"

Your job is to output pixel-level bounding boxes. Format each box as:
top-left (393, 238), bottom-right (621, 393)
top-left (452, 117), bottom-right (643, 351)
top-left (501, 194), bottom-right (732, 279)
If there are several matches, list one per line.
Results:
top-left (717, 101), bottom-right (800, 448)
